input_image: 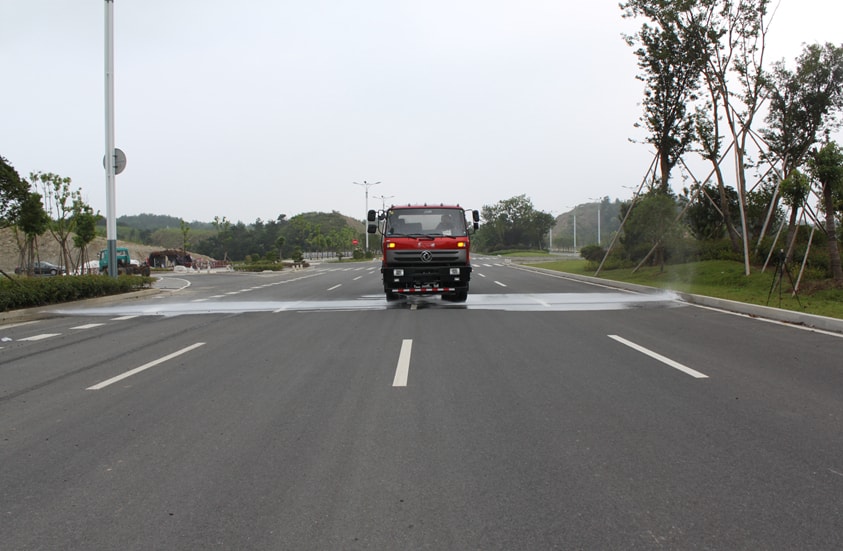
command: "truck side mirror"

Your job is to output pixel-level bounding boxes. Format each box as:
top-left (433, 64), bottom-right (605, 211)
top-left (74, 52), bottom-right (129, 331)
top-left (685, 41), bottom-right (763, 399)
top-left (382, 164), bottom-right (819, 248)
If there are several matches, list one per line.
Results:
top-left (367, 223), bottom-right (377, 234)
top-left (367, 210), bottom-right (377, 222)
top-left (472, 210), bottom-right (480, 230)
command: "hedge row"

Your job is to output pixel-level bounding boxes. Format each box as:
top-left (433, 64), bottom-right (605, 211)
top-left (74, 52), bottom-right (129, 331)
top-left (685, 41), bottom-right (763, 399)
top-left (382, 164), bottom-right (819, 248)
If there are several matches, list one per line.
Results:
top-left (0, 275), bottom-right (153, 312)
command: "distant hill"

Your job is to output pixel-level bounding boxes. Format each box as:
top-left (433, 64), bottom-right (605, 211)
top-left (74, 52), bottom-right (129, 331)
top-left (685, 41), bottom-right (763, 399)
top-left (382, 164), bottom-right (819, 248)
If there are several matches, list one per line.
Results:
top-left (97, 213), bottom-right (215, 232)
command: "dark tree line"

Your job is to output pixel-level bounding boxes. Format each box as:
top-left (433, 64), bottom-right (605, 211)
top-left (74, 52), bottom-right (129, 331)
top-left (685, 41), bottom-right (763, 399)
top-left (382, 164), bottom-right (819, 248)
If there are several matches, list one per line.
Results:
top-left (473, 195), bottom-right (556, 252)
top-left (192, 211), bottom-right (364, 262)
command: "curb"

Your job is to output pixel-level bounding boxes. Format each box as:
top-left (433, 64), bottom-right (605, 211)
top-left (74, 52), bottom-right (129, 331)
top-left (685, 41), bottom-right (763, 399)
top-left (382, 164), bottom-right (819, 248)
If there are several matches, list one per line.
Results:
top-left (514, 263), bottom-right (843, 335)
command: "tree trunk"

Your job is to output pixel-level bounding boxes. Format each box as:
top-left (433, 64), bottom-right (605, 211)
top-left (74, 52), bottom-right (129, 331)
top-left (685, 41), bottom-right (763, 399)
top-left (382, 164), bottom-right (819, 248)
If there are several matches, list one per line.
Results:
top-left (783, 207), bottom-right (800, 264)
top-left (713, 163), bottom-right (741, 252)
top-left (823, 185), bottom-right (843, 283)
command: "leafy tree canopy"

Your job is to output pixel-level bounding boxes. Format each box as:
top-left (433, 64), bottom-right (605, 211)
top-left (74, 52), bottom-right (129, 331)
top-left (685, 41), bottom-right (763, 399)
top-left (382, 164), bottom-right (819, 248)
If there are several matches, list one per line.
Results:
top-left (0, 155), bottom-right (29, 226)
top-left (475, 195), bottom-right (555, 252)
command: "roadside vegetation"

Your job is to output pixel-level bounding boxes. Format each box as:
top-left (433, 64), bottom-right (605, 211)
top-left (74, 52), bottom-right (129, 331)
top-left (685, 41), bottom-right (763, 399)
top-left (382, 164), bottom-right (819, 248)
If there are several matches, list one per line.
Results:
top-left (0, 274), bottom-right (152, 312)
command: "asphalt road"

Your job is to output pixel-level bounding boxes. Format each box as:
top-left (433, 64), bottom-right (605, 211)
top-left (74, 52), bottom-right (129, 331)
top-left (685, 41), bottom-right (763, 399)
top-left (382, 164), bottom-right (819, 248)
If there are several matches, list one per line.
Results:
top-left (1, 258), bottom-right (841, 549)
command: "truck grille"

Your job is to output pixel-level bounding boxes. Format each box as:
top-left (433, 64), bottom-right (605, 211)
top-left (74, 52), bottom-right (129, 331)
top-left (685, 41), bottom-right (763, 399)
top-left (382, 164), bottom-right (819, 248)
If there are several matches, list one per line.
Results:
top-left (388, 249), bottom-right (466, 266)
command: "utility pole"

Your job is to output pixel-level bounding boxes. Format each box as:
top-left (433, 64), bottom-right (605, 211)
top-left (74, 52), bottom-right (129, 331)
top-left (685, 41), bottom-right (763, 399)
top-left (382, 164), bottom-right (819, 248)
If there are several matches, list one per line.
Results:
top-left (353, 180), bottom-right (380, 250)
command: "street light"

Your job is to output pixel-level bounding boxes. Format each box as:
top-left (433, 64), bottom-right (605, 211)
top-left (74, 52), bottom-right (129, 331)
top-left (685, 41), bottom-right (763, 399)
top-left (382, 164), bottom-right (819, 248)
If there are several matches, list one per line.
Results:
top-left (589, 196), bottom-right (602, 245)
top-left (353, 180), bottom-right (380, 250)
top-left (374, 194), bottom-right (395, 211)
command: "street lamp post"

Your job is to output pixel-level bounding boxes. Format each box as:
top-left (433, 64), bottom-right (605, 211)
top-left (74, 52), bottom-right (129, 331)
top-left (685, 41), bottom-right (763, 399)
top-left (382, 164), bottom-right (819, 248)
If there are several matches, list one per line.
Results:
top-left (374, 194), bottom-right (395, 211)
top-left (589, 197), bottom-right (602, 245)
top-left (104, 0), bottom-right (118, 277)
top-left (573, 208), bottom-right (577, 250)
top-left (353, 180), bottom-right (380, 250)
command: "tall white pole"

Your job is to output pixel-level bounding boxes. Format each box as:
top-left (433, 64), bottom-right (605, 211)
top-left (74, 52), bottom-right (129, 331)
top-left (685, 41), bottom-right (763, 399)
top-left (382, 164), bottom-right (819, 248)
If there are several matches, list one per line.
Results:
top-left (597, 203), bottom-right (601, 245)
top-left (353, 180), bottom-right (380, 251)
top-left (589, 197), bottom-right (602, 246)
top-left (104, 0), bottom-right (117, 276)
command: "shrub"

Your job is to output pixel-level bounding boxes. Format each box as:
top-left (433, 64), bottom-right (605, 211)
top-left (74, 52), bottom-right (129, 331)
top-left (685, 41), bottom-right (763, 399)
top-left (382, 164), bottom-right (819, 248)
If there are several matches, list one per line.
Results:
top-left (579, 244), bottom-right (605, 262)
top-left (233, 262), bottom-right (283, 272)
top-left (0, 275), bottom-right (152, 312)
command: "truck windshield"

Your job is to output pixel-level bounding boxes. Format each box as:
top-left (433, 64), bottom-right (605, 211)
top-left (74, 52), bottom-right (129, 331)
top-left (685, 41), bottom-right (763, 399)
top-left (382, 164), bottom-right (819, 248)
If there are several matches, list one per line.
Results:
top-left (386, 208), bottom-right (468, 237)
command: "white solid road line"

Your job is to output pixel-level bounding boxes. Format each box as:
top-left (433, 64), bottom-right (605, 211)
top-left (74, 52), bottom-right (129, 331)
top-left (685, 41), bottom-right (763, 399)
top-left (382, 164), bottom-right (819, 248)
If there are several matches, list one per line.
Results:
top-left (0, 320), bottom-right (40, 329)
top-left (608, 335), bottom-right (709, 379)
top-left (393, 339), bottom-right (413, 387)
top-left (19, 333), bottom-right (61, 342)
top-left (87, 342), bottom-right (206, 390)
top-left (71, 323), bottom-right (105, 330)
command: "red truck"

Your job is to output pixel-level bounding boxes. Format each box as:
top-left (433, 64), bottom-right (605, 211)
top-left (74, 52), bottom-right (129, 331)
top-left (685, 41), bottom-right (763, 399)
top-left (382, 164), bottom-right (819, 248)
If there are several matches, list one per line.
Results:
top-left (367, 204), bottom-right (480, 302)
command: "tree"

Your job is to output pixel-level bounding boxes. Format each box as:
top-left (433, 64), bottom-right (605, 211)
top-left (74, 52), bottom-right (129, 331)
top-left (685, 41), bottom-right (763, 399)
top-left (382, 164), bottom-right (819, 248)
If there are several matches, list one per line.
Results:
top-left (476, 195), bottom-right (554, 251)
top-left (682, 182), bottom-right (739, 241)
top-left (619, 191), bottom-right (680, 270)
top-left (763, 43), bottom-right (843, 261)
top-left (693, 101), bottom-right (742, 252)
top-left (763, 44), bottom-right (843, 178)
top-left (17, 192), bottom-right (50, 275)
top-left (179, 218), bottom-right (191, 256)
top-left (72, 201), bottom-right (99, 273)
top-left (625, 0), bottom-right (774, 274)
top-left (777, 170), bottom-right (811, 263)
top-left (275, 236), bottom-right (286, 260)
top-left (622, 0), bottom-right (706, 191)
top-left (31, 171), bottom-right (81, 272)
top-left (0, 155), bottom-right (29, 227)
top-left (808, 142), bottom-right (843, 283)
top-left (701, 0), bottom-right (773, 274)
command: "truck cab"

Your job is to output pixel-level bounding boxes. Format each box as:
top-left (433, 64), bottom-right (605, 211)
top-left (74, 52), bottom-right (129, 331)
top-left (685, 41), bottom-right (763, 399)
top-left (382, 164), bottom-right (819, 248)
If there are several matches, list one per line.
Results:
top-left (368, 204), bottom-right (480, 302)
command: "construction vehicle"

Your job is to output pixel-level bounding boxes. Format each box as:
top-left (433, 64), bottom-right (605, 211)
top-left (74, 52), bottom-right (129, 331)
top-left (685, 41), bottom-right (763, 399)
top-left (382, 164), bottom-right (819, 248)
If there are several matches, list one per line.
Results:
top-left (99, 247), bottom-right (151, 276)
top-left (368, 204), bottom-right (480, 302)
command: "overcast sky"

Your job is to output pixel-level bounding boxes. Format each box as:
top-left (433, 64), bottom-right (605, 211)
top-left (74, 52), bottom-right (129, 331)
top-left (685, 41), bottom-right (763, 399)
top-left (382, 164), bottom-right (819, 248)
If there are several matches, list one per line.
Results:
top-left (3, 1), bottom-right (842, 224)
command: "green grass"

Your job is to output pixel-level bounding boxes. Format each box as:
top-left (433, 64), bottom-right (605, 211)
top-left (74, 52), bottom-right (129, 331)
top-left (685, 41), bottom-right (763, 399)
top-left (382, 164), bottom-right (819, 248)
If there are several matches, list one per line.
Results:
top-left (528, 259), bottom-right (843, 320)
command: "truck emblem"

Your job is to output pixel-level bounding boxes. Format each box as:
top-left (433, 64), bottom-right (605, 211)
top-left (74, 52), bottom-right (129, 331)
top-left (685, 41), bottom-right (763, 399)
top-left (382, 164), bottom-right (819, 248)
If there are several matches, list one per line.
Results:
top-left (420, 250), bottom-right (433, 262)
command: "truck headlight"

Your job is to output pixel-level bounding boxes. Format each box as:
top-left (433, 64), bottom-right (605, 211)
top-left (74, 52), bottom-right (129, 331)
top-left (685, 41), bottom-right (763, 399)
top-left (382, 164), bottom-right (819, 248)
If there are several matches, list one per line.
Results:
top-left (394, 269), bottom-right (404, 276)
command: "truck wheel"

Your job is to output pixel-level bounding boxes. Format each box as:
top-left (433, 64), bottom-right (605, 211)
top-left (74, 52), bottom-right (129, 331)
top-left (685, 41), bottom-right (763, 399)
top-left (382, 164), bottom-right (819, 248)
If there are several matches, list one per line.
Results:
top-left (444, 288), bottom-right (469, 302)
top-left (385, 290), bottom-right (400, 301)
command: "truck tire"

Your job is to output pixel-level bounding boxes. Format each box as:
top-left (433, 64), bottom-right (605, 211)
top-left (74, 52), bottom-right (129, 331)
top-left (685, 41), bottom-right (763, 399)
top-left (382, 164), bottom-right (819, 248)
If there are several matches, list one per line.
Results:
top-left (443, 287), bottom-right (469, 302)
top-left (385, 289), bottom-right (400, 301)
